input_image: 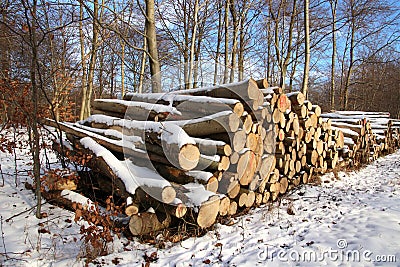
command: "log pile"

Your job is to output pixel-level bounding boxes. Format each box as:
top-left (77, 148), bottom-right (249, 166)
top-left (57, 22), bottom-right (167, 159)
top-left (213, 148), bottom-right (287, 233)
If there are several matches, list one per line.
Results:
top-left (43, 78), bottom-right (399, 237)
top-left (321, 111), bottom-right (400, 165)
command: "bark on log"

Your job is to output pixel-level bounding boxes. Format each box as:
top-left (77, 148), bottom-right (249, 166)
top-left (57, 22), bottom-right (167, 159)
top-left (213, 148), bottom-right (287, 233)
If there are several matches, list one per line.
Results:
top-left (129, 211), bottom-right (171, 236)
top-left (171, 78), bottom-right (261, 101)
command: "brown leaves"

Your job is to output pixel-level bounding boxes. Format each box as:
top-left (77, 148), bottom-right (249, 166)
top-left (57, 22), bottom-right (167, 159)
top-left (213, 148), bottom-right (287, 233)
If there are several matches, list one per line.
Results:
top-left (143, 251), bottom-right (158, 263)
top-left (72, 195), bottom-right (124, 261)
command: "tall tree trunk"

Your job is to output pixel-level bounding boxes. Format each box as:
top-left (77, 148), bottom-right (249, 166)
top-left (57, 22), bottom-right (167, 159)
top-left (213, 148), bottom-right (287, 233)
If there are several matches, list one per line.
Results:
top-left (343, 6), bottom-right (355, 111)
top-left (43, 6), bottom-right (60, 121)
top-left (25, 0), bottom-right (42, 219)
top-left (98, 45), bottom-right (104, 98)
top-left (0, 4), bottom-right (10, 79)
top-left (120, 40), bottom-right (125, 98)
top-left (266, 16), bottom-right (272, 83)
top-left (0, 4), bottom-right (10, 123)
top-left (223, 0), bottom-right (230, 83)
top-left (82, 0), bottom-right (100, 118)
top-left (273, 0), bottom-right (297, 91)
top-left (138, 31), bottom-right (147, 93)
top-left (183, 0), bottom-right (189, 88)
top-left (79, 1), bottom-right (88, 120)
top-left (238, 2), bottom-right (248, 82)
top-left (301, 0), bottom-right (310, 98)
top-left (213, 0), bottom-right (223, 85)
top-left (188, 0), bottom-right (199, 89)
top-left (193, 19), bottom-right (204, 88)
top-left (289, 35), bottom-right (300, 92)
top-left (330, 0), bottom-right (337, 110)
top-left (145, 0), bottom-right (162, 93)
top-left (229, 0), bottom-right (239, 83)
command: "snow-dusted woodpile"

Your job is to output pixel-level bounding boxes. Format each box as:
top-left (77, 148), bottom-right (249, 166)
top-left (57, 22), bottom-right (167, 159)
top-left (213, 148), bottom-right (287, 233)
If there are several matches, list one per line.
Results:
top-left (321, 111), bottom-right (400, 165)
top-left (43, 78), bottom-right (400, 237)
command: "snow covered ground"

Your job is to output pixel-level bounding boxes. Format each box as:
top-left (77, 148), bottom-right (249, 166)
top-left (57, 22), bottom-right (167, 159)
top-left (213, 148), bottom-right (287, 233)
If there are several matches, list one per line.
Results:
top-left (1, 130), bottom-right (399, 266)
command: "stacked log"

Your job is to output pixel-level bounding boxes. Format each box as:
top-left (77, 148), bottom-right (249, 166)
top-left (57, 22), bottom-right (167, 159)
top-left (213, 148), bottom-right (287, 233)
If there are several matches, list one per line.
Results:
top-left (321, 111), bottom-right (400, 164)
top-left (259, 88), bottom-right (345, 195)
top-left (44, 78), bottom-right (398, 237)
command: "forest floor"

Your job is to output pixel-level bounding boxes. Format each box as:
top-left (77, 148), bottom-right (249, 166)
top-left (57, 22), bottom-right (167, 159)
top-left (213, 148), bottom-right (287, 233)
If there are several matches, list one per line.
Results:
top-left (1, 129), bottom-right (399, 266)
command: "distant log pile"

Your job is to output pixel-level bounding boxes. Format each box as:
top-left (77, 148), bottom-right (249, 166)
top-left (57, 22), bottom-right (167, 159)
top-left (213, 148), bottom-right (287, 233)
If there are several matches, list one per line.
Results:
top-left (43, 78), bottom-right (399, 237)
top-left (321, 111), bottom-right (400, 165)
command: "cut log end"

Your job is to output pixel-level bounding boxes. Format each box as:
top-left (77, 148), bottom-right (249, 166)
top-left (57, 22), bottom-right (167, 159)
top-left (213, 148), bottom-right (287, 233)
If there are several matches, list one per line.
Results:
top-left (179, 144), bottom-right (201, 171)
top-left (197, 195), bottom-right (220, 228)
top-left (219, 196), bottom-right (230, 216)
top-left (125, 203), bottom-right (139, 216)
top-left (174, 203), bottom-right (188, 218)
top-left (161, 186), bottom-right (177, 204)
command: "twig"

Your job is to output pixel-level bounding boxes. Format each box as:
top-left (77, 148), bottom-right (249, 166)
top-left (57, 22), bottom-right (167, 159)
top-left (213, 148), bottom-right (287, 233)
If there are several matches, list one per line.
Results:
top-left (1, 215), bottom-right (7, 259)
top-left (5, 200), bottom-right (49, 223)
top-left (12, 124), bottom-right (18, 187)
top-left (0, 162), bottom-right (4, 187)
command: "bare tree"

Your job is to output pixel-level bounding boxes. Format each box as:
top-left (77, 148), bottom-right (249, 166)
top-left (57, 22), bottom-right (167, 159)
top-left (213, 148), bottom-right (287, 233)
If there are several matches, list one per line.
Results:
top-left (188, 0), bottom-right (200, 89)
top-left (329, 0), bottom-right (337, 110)
top-left (144, 0), bottom-right (162, 92)
top-left (269, 0), bottom-right (298, 91)
top-left (301, 0), bottom-right (310, 98)
top-left (213, 0), bottom-right (223, 85)
top-left (223, 0), bottom-right (230, 83)
top-left (21, 0), bottom-right (42, 218)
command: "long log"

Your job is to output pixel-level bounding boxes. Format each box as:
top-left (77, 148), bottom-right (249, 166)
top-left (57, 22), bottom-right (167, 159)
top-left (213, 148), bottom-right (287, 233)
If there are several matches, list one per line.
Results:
top-left (193, 137), bottom-right (232, 156)
top-left (124, 93), bottom-right (245, 118)
top-left (134, 188), bottom-right (187, 218)
top-left (92, 99), bottom-right (181, 121)
top-left (153, 164), bottom-right (219, 193)
top-left (169, 78), bottom-right (261, 101)
top-left (45, 119), bottom-right (200, 171)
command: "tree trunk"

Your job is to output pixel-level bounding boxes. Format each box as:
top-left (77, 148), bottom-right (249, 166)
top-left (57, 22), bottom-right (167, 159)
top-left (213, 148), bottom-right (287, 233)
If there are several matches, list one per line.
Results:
top-left (188, 0), bottom-right (199, 89)
top-left (120, 40), bottom-right (126, 98)
top-left (79, 1), bottom-right (88, 120)
top-left (330, 0), bottom-right (337, 110)
top-left (145, 0), bottom-right (162, 93)
top-left (266, 16), bottom-right (272, 83)
top-left (343, 12), bottom-right (355, 110)
top-left (229, 0), bottom-right (239, 83)
top-left (238, 1), bottom-right (248, 82)
top-left (138, 29), bottom-right (147, 93)
top-left (301, 0), bottom-right (310, 98)
top-left (223, 0), bottom-right (230, 83)
top-left (213, 0), bottom-right (223, 85)
top-left (26, 0), bottom-right (42, 219)
top-left (0, 5), bottom-right (10, 79)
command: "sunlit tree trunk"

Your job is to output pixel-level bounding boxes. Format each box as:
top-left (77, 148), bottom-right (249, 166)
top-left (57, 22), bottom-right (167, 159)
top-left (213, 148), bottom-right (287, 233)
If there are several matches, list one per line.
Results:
top-left (229, 0), bottom-right (239, 83)
top-left (145, 0), bottom-right (162, 93)
top-left (120, 40), bottom-right (125, 98)
top-left (301, 0), bottom-right (310, 98)
top-left (343, 0), bottom-right (355, 110)
top-left (188, 0), bottom-right (199, 89)
top-left (79, 1), bottom-right (87, 120)
top-left (138, 32), bottom-right (147, 93)
top-left (330, 0), bottom-right (337, 110)
top-left (23, 0), bottom-right (42, 218)
top-left (213, 0), bottom-right (223, 85)
top-left (223, 0), bottom-right (230, 83)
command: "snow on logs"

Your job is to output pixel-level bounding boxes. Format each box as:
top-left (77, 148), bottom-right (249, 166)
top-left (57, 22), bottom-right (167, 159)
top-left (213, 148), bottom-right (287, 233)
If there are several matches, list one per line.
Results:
top-left (321, 111), bottom-right (399, 163)
top-left (44, 77), bottom-right (399, 237)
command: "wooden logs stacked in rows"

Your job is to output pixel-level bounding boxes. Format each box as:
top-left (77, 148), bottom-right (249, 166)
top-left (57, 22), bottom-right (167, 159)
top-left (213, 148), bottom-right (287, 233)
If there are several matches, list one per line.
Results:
top-left (45, 79), bottom-right (271, 235)
top-left (259, 87), bottom-right (345, 192)
top-left (45, 77), bottom-right (398, 238)
top-left (321, 111), bottom-right (400, 164)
